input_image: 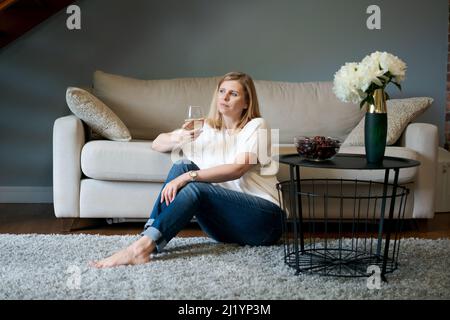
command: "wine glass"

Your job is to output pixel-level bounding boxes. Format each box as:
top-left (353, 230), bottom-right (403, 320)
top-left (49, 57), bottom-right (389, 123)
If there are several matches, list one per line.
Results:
top-left (186, 106), bottom-right (204, 130)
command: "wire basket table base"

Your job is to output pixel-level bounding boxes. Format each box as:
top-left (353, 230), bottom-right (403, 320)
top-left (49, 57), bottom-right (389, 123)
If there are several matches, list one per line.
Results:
top-left (277, 178), bottom-right (409, 280)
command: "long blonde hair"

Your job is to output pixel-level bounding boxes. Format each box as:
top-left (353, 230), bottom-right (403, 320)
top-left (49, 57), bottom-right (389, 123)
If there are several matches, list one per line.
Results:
top-left (206, 72), bottom-right (261, 130)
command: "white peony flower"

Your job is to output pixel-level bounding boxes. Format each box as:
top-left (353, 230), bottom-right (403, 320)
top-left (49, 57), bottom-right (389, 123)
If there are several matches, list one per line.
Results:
top-left (332, 62), bottom-right (366, 104)
top-left (379, 52), bottom-right (407, 82)
top-left (364, 51), bottom-right (407, 83)
top-left (358, 56), bottom-right (384, 89)
top-left (333, 51), bottom-right (407, 105)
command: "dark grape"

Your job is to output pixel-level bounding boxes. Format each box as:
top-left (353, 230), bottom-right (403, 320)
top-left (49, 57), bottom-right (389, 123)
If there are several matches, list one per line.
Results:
top-left (295, 136), bottom-right (341, 161)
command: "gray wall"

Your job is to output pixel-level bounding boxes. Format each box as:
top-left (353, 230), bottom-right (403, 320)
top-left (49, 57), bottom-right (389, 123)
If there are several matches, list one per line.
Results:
top-left (0, 0), bottom-right (447, 188)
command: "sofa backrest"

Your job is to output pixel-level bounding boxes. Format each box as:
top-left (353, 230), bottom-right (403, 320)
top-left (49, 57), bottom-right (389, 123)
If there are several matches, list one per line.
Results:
top-left (92, 70), bottom-right (364, 143)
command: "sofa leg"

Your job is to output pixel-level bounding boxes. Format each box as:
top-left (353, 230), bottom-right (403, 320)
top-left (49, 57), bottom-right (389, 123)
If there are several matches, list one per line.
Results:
top-left (60, 218), bottom-right (104, 233)
top-left (61, 218), bottom-right (78, 233)
top-left (414, 219), bottom-right (429, 232)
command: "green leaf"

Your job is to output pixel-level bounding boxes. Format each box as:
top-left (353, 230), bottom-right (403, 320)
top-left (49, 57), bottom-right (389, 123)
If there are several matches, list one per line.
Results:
top-left (359, 100), bottom-right (365, 109)
top-left (359, 96), bottom-right (370, 109)
top-left (373, 77), bottom-right (383, 86)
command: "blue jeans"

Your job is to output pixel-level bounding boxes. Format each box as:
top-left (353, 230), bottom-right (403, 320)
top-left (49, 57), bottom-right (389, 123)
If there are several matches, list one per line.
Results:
top-left (141, 160), bottom-right (283, 252)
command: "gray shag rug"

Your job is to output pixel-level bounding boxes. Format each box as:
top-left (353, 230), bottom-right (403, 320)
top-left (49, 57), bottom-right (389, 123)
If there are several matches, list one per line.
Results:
top-left (0, 234), bottom-right (449, 300)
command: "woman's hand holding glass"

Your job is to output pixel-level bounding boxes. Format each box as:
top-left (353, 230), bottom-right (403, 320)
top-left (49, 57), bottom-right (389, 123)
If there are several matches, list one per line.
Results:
top-left (173, 119), bottom-right (203, 144)
top-left (174, 106), bottom-right (204, 144)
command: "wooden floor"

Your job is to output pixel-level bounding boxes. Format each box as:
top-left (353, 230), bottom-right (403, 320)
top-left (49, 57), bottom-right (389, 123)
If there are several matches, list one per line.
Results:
top-left (0, 204), bottom-right (206, 237)
top-left (0, 203), bottom-right (449, 239)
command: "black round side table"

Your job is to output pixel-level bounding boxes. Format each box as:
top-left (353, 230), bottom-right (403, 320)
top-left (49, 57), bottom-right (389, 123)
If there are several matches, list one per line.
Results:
top-left (277, 153), bottom-right (420, 281)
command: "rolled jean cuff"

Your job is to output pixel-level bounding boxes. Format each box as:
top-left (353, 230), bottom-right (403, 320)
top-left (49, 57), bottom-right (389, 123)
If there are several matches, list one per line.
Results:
top-left (141, 225), bottom-right (168, 253)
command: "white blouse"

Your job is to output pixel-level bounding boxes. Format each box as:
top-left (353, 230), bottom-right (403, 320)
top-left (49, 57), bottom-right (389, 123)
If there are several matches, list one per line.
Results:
top-left (181, 117), bottom-right (280, 206)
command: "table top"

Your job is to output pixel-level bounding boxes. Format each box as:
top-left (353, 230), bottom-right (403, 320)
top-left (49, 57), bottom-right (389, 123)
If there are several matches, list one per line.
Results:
top-left (278, 153), bottom-right (420, 170)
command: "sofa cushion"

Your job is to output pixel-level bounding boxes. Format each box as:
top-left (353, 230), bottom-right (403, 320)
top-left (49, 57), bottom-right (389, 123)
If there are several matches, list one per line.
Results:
top-left (275, 145), bottom-right (419, 184)
top-left (255, 80), bottom-right (365, 143)
top-left (92, 71), bottom-right (364, 143)
top-left (81, 139), bottom-right (419, 184)
top-left (65, 87), bottom-right (131, 142)
top-left (342, 97), bottom-right (433, 146)
top-left (93, 71), bottom-right (220, 140)
top-left (81, 140), bottom-right (173, 182)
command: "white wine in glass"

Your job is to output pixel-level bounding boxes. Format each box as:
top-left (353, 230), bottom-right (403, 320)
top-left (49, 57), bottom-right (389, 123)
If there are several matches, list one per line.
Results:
top-left (185, 106), bottom-right (204, 129)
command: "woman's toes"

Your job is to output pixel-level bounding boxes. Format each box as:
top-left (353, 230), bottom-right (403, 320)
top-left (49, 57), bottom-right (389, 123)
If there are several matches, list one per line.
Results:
top-left (90, 260), bottom-right (105, 268)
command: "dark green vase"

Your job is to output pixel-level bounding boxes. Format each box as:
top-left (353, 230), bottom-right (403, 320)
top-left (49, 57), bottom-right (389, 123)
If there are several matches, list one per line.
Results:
top-left (364, 89), bottom-right (387, 164)
top-left (364, 113), bottom-right (387, 163)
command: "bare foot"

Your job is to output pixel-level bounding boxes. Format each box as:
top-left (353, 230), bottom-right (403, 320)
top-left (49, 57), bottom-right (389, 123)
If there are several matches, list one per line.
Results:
top-left (90, 236), bottom-right (155, 269)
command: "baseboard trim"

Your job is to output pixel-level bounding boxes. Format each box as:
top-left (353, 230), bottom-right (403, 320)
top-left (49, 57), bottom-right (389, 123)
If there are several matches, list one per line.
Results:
top-left (0, 187), bottom-right (53, 203)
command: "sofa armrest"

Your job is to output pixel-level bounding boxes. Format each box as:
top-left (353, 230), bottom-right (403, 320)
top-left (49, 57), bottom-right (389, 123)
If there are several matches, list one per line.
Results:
top-left (53, 115), bottom-right (86, 218)
top-left (399, 123), bottom-right (438, 218)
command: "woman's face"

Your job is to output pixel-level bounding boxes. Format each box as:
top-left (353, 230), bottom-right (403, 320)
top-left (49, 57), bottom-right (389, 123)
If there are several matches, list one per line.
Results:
top-left (217, 80), bottom-right (248, 119)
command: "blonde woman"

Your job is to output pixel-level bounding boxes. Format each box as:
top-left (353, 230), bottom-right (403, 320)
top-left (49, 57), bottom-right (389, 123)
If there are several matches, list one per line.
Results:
top-left (91, 72), bottom-right (283, 268)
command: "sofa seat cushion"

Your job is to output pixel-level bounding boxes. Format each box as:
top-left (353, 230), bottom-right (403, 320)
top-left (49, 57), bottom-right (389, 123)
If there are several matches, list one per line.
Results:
top-left (275, 145), bottom-right (419, 184)
top-left (81, 140), bottom-right (419, 185)
top-left (81, 140), bottom-right (173, 182)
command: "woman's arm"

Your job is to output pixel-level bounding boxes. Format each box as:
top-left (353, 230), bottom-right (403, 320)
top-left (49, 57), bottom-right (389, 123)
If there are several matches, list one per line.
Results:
top-left (192, 152), bottom-right (257, 183)
top-left (151, 130), bottom-right (180, 153)
top-left (192, 163), bottom-right (253, 183)
top-left (160, 153), bottom-right (257, 205)
top-left (151, 120), bottom-right (203, 153)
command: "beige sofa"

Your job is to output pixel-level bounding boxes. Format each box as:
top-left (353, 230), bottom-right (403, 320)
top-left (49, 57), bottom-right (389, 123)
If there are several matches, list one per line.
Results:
top-left (53, 71), bottom-right (438, 222)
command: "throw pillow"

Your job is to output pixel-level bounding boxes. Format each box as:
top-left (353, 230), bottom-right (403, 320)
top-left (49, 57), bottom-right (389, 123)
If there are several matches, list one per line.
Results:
top-left (66, 87), bottom-right (132, 142)
top-left (342, 97), bottom-right (433, 146)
